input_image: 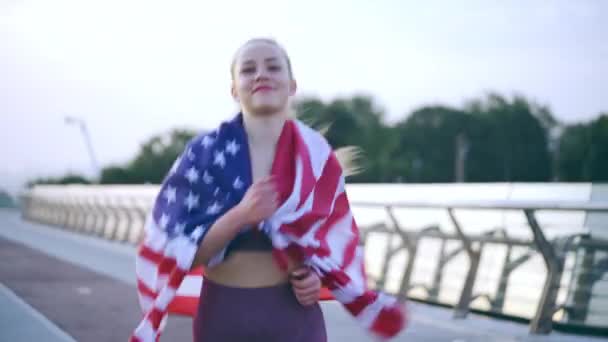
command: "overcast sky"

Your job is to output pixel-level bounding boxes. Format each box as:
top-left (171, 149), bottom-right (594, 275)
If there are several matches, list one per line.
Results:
top-left (1, 0), bottom-right (607, 195)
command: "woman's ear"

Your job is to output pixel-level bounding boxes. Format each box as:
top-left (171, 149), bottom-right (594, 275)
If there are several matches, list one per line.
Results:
top-left (230, 83), bottom-right (239, 101)
top-left (289, 79), bottom-right (297, 96)
top-left (231, 83), bottom-right (239, 101)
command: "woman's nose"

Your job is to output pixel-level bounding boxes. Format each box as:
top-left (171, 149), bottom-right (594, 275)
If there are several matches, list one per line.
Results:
top-left (255, 68), bottom-right (269, 81)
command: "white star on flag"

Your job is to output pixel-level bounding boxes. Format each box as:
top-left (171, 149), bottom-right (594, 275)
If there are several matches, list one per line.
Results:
top-left (185, 166), bottom-right (200, 184)
top-left (203, 171), bottom-right (213, 184)
top-left (163, 185), bottom-right (177, 204)
top-left (213, 151), bottom-right (226, 168)
top-left (187, 147), bottom-right (195, 161)
top-left (233, 176), bottom-right (243, 189)
top-left (173, 222), bottom-right (186, 235)
top-left (159, 213), bottom-right (170, 229)
top-left (201, 135), bottom-right (215, 148)
top-left (206, 201), bottom-right (222, 215)
top-left (191, 225), bottom-right (205, 241)
top-left (184, 191), bottom-right (200, 211)
top-left (169, 157), bottom-right (182, 175)
top-left (225, 140), bottom-right (240, 156)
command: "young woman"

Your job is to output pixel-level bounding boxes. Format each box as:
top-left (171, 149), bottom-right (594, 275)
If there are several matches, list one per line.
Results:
top-left (132, 38), bottom-right (406, 342)
top-left (191, 38), bottom-right (328, 341)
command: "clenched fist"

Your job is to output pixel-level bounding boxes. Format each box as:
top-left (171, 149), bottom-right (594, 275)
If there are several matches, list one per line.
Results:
top-left (290, 267), bottom-right (321, 306)
top-left (234, 177), bottom-right (279, 225)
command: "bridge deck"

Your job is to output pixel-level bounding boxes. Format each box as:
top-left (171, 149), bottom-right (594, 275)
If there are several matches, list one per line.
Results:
top-left (0, 209), bottom-right (603, 342)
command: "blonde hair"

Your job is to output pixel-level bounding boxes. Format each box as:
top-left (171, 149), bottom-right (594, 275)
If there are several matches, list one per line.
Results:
top-left (334, 146), bottom-right (363, 177)
top-left (230, 38), bottom-right (294, 81)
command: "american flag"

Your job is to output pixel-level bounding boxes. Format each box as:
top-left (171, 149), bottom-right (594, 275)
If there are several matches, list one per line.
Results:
top-left (131, 114), bottom-right (406, 342)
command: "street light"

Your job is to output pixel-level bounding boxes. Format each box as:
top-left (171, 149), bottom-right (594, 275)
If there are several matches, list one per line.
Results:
top-left (65, 116), bottom-right (100, 181)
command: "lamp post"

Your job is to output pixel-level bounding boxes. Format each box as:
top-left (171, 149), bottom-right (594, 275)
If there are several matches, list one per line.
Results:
top-left (548, 125), bottom-right (564, 182)
top-left (65, 116), bottom-right (100, 181)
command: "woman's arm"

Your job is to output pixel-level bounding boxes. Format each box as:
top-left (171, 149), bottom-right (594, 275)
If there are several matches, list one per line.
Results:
top-left (191, 177), bottom-right (278, 269)
top-left (191, 206), bottom-right (245, 268)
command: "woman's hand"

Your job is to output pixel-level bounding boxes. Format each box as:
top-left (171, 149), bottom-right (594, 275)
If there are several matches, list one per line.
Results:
top-left (290, 267), bottom-right (321, 306)
top-left (234, 177), bottom-right (278, 225)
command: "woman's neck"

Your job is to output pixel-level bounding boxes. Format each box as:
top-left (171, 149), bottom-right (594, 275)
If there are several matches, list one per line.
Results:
top-left (242, 111), bottom-right (287, 146)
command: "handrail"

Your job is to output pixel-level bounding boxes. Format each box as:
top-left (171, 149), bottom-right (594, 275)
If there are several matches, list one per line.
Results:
top-left (16, 185), bottom-right (608, 335)
top-left (353, 200), bottom-right (608, 211)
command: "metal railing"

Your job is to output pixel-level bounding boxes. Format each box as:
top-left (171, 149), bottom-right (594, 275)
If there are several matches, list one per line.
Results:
top-left (355, 200), bottom-right (608, 335)
top-left (17, 185), bottom-right (608, 335)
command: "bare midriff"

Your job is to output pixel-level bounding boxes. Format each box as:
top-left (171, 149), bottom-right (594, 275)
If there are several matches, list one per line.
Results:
top-left (204, 251), bottom-right (299, 288)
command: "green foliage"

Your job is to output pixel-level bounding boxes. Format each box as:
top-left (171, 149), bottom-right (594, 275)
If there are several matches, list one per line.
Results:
top-left (99, 166), bottom-right (137, 184)
top-left (588, 115), bottom-right (608, 181)
top-left (465, 94), bottom-right (552, 182)
top-left (27, 173), bottom-right (91, 187)
top-left (296, 93), bottom-right (558, 183)
top-left (558, 114), bottom-right (608, 182)
top-left (99, 129), bottom-right (198, 184)
top-left (390, 106), bottom-right (469, 182)
top-left (27, 94), bottom-right (608, 185)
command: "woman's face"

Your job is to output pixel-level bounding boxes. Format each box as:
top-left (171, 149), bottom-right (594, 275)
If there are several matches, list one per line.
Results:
top-left (231, 41), bottom-right (296, 116)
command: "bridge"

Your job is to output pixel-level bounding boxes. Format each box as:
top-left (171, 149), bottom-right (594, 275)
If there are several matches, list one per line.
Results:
top-left (2, 183), bottom-right (608, 341)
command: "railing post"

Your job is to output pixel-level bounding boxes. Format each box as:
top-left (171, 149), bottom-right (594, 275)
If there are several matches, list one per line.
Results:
top-left (493, 244), bottom-right (534, 313)
top-left (429, 238), bottom-right (446, 301)
top-left (113, 200), bottom-right (132, 242)
top-left (82, 198), bottom-right (94, 233)
top-left (75, 197), bottom-right (88, 233)
top-left (524, 209), bottom-right (564, 334)
top-left (65, 198), bottom-right (78, 230)
top-left (376, 229), bottom-right (396, 291)
top-left (94, 197), bottom-right (110, 237)
top-left (129, 203), bottom-right (148, 245)
top-left (57, 198), bottom-right (68, 227)
top-left (448, 208), bottom-right (481, 319)
top-left (105, 199), bottom-right (121, 240)
top-left (385, 206), bottom-right (418, 299)
top-left (568, 236), bottom-right (595, 323)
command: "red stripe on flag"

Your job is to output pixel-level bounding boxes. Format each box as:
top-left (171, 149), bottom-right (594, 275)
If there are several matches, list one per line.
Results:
top-left (149, 308), bottom-right (164, 329)
top-left (292, 123), bottom-right (316, 208)
top-left (137, 279), bottom-right (157, 299)
top-left (158, 258), bottom-right (177, 275)
top-left (168, 269), bottom-right (186, 289)
top-left (139, 245), bottom-right (164, 264)
top-left (271, 120), bottom-right (296, 205)
top-left (345, 290), bottom-right (378, 316)
top-left (280, 151), bottom-right (342, 238)
top-left (370, 304), bottom-right (406, 339)
top-left (190, 267), bottom-right (205, 275)
top-left (325, 269), bottom-right (351, 287)
top-left (339, 219), bottom-right (359, 269)
top-left (297, 155), bottom-right (342, 234)
top-left (312, 192), bottom-right (350, 258)
top-left (168, 296), bottom-right (199, 316)
top-left (271, 121), bottom-right (318, 219)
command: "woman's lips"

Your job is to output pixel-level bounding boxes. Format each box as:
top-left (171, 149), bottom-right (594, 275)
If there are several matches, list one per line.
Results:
top-left (253, 86), bottom-right (274, 93)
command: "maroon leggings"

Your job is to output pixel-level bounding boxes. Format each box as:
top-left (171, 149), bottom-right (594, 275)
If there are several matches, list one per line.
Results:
top-left (193, 278), bottom-right (327, 342)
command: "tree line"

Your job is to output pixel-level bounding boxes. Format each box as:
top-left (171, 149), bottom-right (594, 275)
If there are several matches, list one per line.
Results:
top-left (28, 92), bottom-right (608, 187)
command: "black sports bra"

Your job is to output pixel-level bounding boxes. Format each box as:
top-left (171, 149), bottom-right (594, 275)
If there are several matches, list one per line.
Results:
top-left (224, 227), bottom-right (273, 257)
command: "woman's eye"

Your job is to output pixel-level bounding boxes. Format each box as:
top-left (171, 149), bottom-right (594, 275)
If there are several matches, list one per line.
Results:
top-left (241, 67), bottom-right (255, 74)
top-left (268, 65), bottom-right (281, 72)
